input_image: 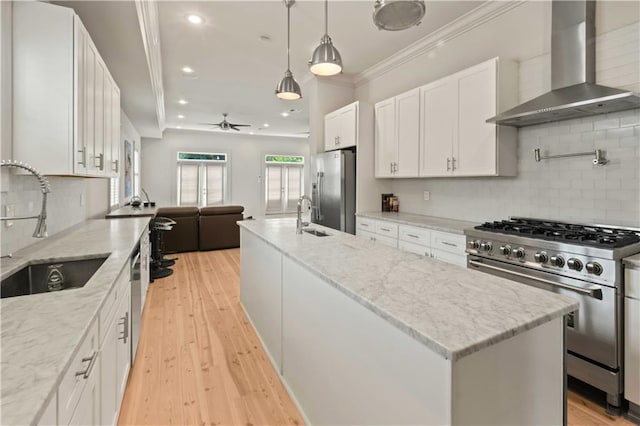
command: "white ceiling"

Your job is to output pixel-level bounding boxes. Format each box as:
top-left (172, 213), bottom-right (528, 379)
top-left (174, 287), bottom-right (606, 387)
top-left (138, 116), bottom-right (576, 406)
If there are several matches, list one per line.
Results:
top-left (55, 1), bottom-right (484, 138)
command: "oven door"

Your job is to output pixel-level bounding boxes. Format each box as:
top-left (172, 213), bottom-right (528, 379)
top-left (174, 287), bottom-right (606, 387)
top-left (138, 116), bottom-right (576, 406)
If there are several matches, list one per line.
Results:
top-left (468, 255), bottom-right (619, 370)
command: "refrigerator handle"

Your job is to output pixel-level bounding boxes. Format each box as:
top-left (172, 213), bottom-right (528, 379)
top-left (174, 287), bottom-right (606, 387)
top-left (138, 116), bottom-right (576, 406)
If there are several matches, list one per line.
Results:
top-left (316, 172), bottom-right (324, 220)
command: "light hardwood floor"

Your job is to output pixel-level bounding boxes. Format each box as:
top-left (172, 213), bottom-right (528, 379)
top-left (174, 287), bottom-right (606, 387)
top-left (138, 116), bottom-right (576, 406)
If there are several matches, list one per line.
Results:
top-left (119, 249), bottom-right (633, 426)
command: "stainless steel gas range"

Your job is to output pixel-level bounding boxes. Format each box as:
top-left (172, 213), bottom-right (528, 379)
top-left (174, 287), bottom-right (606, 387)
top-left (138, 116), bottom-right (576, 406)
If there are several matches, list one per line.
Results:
top-left (465, 217), bottom-right (640, 411)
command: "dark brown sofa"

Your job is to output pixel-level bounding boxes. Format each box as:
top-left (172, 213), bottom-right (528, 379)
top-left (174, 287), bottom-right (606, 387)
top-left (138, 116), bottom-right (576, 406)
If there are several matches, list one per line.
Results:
top-left (156, 206), bottom-right (200, 253)
top-left (199, 206), bottom-right (244, 251)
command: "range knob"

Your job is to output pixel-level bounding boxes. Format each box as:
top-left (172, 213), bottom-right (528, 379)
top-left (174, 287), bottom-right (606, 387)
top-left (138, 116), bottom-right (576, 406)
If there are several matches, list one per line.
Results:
top-left (499, 245), bottom-right (512, 256)
top-left (534, 252), bottom-right (549, 264)
top-left (586, 262), bottom-right (603, 276)
top-left (480, 242), bottom-right (493, 252)
top-left (514, 248), bottom-right (526, 259)
top-left (567, 258), bottom-right (583, 271)
top-left (468, 240), bottom-right (480, 250)
top-left (550, 256), bottom-right (565, 267)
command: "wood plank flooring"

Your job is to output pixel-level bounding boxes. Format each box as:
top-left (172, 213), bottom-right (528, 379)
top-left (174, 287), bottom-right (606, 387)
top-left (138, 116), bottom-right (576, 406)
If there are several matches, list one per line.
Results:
top-left (118, 249), bottom-right (633, 426)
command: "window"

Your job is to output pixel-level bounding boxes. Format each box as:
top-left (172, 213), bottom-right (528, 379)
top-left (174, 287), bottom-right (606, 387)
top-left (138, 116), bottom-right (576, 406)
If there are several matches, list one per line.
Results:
top-left (264, 155), bottom-right (304, 214)
top-left (177, 152), bottom-right (229, 207)
top-left (109, 177), bottom-right (119, 208)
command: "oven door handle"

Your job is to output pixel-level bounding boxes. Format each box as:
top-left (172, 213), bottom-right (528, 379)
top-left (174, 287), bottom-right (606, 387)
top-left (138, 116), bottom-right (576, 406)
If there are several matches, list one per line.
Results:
top-left (468, 260), bottom-right (603, 299)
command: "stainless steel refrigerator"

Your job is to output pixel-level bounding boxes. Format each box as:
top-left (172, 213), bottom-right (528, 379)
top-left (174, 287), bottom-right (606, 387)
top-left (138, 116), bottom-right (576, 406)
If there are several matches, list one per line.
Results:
top-left (310, 150), bottom-right (356, 235)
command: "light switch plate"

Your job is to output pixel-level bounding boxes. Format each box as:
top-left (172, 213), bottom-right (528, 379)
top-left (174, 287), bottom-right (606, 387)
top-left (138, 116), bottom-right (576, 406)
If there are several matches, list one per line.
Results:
top-left (423, 191), bottom-right (430, 201)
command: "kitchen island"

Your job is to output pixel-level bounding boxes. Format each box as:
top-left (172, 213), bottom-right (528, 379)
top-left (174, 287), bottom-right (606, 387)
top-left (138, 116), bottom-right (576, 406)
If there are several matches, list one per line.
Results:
top-left (239, 218), bottom-right (579, 425)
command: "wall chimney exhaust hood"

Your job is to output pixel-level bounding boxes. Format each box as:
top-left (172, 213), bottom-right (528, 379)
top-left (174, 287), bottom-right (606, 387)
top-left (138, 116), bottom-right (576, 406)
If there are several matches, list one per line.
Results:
top-left (487, 0), bottom-right (640, 128)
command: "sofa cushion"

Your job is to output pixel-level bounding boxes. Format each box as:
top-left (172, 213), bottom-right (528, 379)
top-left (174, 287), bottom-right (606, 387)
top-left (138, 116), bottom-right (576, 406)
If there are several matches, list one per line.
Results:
top-left (199, 205), bottom-right (245, 216)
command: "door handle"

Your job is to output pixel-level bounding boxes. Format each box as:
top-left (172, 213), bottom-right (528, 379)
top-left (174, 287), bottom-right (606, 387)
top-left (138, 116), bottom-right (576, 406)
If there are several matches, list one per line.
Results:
top-left (118, 311), bottom-right (129, 344)
top-left (112, 159), bottom-right (118, 173)
top-left (77, 147), bottom-right (87, 166)
top-left (452, 157), bottom-right (456, 171)
top-left (75, 351), bottom-right (98, 379)
top-left (390, 163), bottom-right (393, 174)
top-left (316, 172), bottom-right (324, 220)
top-left (94, 153), bottom-right (104, 170)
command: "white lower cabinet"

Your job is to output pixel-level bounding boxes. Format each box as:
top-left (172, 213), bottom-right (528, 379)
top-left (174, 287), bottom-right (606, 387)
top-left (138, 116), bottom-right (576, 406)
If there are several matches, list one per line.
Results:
top-left (357, 217), bottom-right (467, 267)
top-left (625, 268), bottom-right (640, 412)
top-left (69, 362), bottom-right (100, 426)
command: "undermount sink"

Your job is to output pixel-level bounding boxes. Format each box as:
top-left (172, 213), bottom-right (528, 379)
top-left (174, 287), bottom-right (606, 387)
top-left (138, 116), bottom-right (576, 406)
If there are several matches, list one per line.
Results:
top-left (1, 256), bottom-right (108, 299)
top-left (303, 228), bottom-right (331, 237)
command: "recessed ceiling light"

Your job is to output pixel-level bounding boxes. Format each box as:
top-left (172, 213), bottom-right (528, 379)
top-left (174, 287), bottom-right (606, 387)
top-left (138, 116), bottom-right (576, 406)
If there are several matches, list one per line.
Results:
top-left (176, 125), bottom-right (182, 129)
top-left (182, 66), bottom-right (194, 74)
top-left (178, 114), bottom-right (185, 119)
top-left (187, 15), bottom-right (203, 25)
top-left (281, 112), bottom-right (289, 117)
top-left (250, 131), bottom-right (255, 135)
top-left (178, 99), bottom-right (188, 105)
top-left (263, 123), bottom-right (270, 127)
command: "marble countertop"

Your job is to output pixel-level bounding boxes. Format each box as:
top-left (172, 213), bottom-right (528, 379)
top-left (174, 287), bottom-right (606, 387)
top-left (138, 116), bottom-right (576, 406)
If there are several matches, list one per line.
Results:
top-left (239, 218), bottom-right (578, 362)
top-left (1, 218), bottom-right (150, 425)
top-left (105, 205), bottom-right (158, 218)
top-left (356, 211), bottom-right (478, 235)
top-left (624, 253), bottom-right (640, 268)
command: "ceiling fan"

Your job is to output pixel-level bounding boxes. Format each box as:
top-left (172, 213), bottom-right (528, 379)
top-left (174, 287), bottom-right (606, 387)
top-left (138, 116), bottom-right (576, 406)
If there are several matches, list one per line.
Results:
top-left (201, 113), bottom-right (251, 131)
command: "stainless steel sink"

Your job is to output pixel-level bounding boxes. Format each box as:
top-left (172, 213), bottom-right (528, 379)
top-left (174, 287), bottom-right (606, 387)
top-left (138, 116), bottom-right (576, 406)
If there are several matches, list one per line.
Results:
top-left (302, 228), bottom-right (331, 237)
top-left (1, 256), bottom-right (108, 299)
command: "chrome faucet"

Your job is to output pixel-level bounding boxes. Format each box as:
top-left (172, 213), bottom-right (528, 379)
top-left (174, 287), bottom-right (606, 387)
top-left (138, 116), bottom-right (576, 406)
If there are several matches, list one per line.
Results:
top-left (296, 195), bottom-right (312, 234)
top-left (0, 160), bottom-right (51, 238)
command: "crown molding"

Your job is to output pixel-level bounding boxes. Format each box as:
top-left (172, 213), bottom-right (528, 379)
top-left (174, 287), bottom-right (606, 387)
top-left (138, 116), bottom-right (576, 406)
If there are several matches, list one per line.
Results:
top-left (135, 0), bottom-right (166, 131)
top-left (165, 125), bottom-right (309, 140)
top-left (354, 0), bottom-right (526, 87)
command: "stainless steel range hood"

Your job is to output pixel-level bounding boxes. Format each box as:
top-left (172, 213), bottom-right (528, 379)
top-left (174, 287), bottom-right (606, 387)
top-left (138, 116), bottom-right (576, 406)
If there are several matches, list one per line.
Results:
top-left (488, 0), bottom-right (640, 128)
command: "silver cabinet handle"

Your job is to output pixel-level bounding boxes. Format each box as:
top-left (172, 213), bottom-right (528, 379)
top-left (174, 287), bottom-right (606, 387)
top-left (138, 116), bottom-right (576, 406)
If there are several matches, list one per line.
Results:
top-left (380, 227), bottom-right (390, 231)
top-left (441, 241), bottom-right (458, 247)
top-left (446, 158), bottom-right (451, 171)
top-left (75, 351), bottom-right (98, 379)
top-left (468, 260), bottom-right (602, 299)
top-left (334, 136), bottom-right (339, 145)
top-left (390, 163), bottom-right (393, 174)
top-left (77, 147), bottom-right (87, 166)
top-left (393, 162), bottom-right (398, 173)
top-left (94, 153), bottom-right (104, 170)
top-left (360, 223), bottom-right (369, 227)
top-left (407, 234), bottom-right (420, 238)
top-left (112, 159), bottom-right (118, 172)
top-left (452, 157), bottom-right (456, 171)
top-left (118, 312), bottom-right (129, 344)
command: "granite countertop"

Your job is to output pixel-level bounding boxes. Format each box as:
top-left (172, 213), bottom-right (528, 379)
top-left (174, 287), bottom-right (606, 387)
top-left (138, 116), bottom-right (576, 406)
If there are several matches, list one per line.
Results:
top-left (624, 253), bottom-right (640, 268)
top-left (239, 218), bottom-right (578, 362)
top-left (0, 218), bottom-right (150, 425)
top-left (356, 211), bottom-right (478, 235)
top-left (105, 204), bottom-right (158, 218)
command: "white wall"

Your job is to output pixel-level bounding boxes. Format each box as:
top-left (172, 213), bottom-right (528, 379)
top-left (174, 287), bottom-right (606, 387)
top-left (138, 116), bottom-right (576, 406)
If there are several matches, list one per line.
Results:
top-left (120, 110), bottom-right (141, 203)
top-left (354, 1), bottom-right (640, 227)
top-left (141, 129), bottom-right (310, 218)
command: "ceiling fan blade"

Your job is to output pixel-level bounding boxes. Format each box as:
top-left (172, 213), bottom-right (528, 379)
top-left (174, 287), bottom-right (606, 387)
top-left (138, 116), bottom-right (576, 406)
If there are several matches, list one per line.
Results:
top-left (229, 124), bottom-right (251, 127)
top-left (199, 123), bottom-right (222, 127)
top-left (230, 126), bottom-right (241, 131)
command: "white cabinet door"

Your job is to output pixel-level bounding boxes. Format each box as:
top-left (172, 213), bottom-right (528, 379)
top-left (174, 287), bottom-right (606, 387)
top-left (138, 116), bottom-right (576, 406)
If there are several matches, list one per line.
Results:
top-left (375, 234), bottom-right (398, 248)
top-left (100, 314), bottom-right (118, 426)
top-left (395, 88), bottom-right (420, 177)
top-left (626, 296), bottom-right (640, 405)
top-left (115, 286), bottom-right (131, 408)
top-left (338, 103), bottom-right (357, 148)
top-left (84, 40), bottom-right (97, 176)
top-left (93, 59), bottom-right (106, 175)
top-left (375, 98), bottom-right (396, 178)
top-left (398, 240), bottom-right (430, 257)
top-left (73, 16), bottom-right (88, 176)
top-left (455, 60), bottom-right (497, 176)
top-left (69, 351), bottom-right (100, 426)
top-left (420, 79), bottom-right (455, 177)
top-left (356, 229), bottom-right (376, 241)
top-left (110, 86), bottom-right (121, 177)
top-left (324, 113), bottom-right (340, 151)
top-left (103, 76), bottom-right (113, 178)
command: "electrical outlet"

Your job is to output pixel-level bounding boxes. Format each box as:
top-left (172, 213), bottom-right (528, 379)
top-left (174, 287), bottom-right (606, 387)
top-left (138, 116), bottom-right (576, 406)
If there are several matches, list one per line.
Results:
top-left (4, 205), bottom-right (14, 228)
top-left (423, 191), bottom-right (430, 201)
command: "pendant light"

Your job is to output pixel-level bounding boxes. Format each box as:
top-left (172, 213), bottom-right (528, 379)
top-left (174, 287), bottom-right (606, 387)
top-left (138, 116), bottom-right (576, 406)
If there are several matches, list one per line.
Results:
top-left (309, 0), bottom-right (342, 76)
top-left (372, 0), bottom-right (426, 31)
top-left (276, 0), bottom-right (302, 100)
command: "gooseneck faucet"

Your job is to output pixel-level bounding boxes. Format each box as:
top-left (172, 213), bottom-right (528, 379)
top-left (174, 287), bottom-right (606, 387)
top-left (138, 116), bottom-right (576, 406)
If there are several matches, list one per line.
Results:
top-left (0, 160), bottom-right (51, 238)
top-left (296, 195), bottom-right (312, 234)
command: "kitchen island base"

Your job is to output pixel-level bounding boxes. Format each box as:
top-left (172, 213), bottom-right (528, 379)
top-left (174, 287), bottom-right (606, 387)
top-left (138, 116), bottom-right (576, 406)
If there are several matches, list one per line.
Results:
top-left (240, 227), bottom-right (566, 425)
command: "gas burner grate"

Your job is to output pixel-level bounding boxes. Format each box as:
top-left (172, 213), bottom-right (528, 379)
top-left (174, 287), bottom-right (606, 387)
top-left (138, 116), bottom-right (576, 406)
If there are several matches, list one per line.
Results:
top-left (475, 219), bottom-right (640, 248)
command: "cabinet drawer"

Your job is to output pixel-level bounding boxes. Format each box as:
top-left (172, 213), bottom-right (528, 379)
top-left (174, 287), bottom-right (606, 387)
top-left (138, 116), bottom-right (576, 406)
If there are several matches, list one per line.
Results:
top-left (375, 234), bottom-right (398, 248)
top-left (430, 231), bottom-right (466, 255)
top-left (398, 240), bottom-right (429, 257)
top-left (100, 265), bottom-right (130, 344)
top-left (58, 320), bottom-right (99, 425)
top-left (375, 221), bottom-right (398, 238)
top-left (626, 268), bottom-right (640, 299)
top-left (356, 229), bottom-right (375, 241)
top-left (399, 225), bottom-right (431, 246)
top-left (356, 217), bottom-right (375, 232)
top-left (431, 248), bottom-right (467, 268)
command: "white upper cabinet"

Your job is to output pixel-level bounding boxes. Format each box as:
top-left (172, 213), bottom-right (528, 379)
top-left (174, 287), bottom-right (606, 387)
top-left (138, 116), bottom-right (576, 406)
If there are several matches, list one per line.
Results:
top-left (12, 1), bottom-right (120, 178)
top-left (419, 58), bottom-right (517, 177)
top-left (324, 102), bottom-right (358, 151)
top-left (375, 89), bottom-right (420, 178)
